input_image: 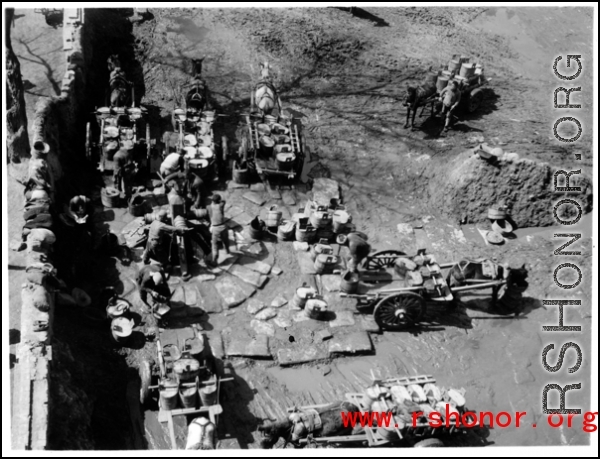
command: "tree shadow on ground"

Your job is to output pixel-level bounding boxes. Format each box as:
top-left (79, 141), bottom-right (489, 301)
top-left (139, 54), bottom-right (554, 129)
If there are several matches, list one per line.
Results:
top-left (332, 7), bottom-right (390, 27)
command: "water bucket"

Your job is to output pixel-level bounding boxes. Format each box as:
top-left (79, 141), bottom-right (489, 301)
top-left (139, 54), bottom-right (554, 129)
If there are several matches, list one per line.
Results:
top-left (201, 111), bottom-right (216, 123)
top-left (128, 194), bottom-right (146, 217)
top-left (106, 299), bottom-right (130, 320)
top-left (159, 378), bottom-right (180, 411)
top-left (264, 114), bottom-right (277, 125)
top-left (266, 205), bottom-right (282, 228)
top-left (448, 59), bottom-right (461, 74)
top-left (101, 187), bottom-right (121, 208)
top-left (290, 285), bottom-right (317, 309)
top-left (248, 217), bottom-right (265, 240)
top-left (197, 146), bottom-right (214, 160)
top-left (276, 152), bottom-right (295, 171)
top-left (277, 220), bottom-right (296, 241)
top-left (310, 240), bottom-right (333, 261)
top-left (173, 357), bottom-right (201, 382)
top-left (304, 297), bottom-right (328, 319)
top-left (309, 210), bottom-right (332, 229)
top-left (111, 317), bottom-right (134, 343)
top-left (179, 380), bottom-right (199, 409)
top-left (232, 163), bottom-right (249, 184)
top-left (199, 383), bottom-right (218, 406)
top-left (491, 219), bottom-right (513, 235)
top-left (295, 218), bottom-right (317, 243)
top-left (274, 134), bottom-right (290, 145)
top-left (340, 270), bottom-right (359, 294)
top-left (271, 123), bottom-right (289, 135)
top-left (257, 123), bottom-right (271, 136)
top-left (259, 135), bottom-right (275, 155)
top-left (274, 144), bottom-right (293, 154)
top-left (460, 62), bottom-right (476, 79)
top-left (332, 210), bottom-right (351, 233)
top-left (314, 254), bottom-right (338, 274)
top-left (436, 75), bottom-right (449, 93)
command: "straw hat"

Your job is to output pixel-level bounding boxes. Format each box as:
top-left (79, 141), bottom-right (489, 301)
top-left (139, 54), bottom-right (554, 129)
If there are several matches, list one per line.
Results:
top-left (184, 134), bottom-right (197, 147)
top-left (33, 141), bottom-right (50, 155)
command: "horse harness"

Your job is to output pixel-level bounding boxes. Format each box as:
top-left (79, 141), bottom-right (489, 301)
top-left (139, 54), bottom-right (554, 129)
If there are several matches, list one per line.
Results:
top-left (256, 79), bottom-right (277, 101)
top-left (288, 408), bottom-right (323, 442)
top-left (453, 258), bottom-right (499, 283)
top-left (407, 85), bottom-right (436, 108)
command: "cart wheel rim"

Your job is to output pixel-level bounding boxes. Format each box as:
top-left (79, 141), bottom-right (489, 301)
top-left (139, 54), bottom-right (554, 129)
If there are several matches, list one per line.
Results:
top-left (362, 250), bottom-right (405, 271)
top-left (374, 293), bottom-right (425, 330)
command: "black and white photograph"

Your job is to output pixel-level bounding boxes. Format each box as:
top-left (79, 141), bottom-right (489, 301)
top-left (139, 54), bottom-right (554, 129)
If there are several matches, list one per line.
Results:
top-left (3, 3), bottom-right (597, 454)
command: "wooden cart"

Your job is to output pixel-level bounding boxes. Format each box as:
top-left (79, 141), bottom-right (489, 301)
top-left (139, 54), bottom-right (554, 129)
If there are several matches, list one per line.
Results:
top-left (341, 249), bottom-right (510, 330)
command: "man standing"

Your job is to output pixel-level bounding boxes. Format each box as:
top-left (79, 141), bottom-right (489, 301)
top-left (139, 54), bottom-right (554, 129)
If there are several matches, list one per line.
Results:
top-left (337, 231), bottom-right (371, 273)
top-left (136, 264), bottom-right (171, 318)
top-left (207, 194), bottom-right (230, 264)
top-left (439, 80), bottom-right (461, 131)
top-left (186, 169), bottom-right (205, 210)
top-left (113, 141), bottom-right (137, 200)
top-left (142, 210), bottom-right (188, 269)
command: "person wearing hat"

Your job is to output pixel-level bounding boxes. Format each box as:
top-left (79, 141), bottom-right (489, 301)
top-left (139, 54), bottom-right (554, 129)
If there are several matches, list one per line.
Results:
top-left (207, 194), bottom-right (230, 264)
top-left (439, 80), bottom-right (461, 131)
top-left (68, 195), bottom-right (94, 227)
top-left (142, 209), bottom-right (189, 268)
top-left (337, 231), bottom-right (371, 273)
top-left (31, 140), bottom-right (50, 159)
top-left (136, 264), bottom-right (171, 315)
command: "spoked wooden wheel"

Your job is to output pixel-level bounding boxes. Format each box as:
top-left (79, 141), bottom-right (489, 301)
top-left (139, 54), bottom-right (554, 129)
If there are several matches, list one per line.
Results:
top-left (374, 292), bottom-right (426, 330)
top-left (139, 359), bottom-right (152, 405)
top-left (362, 250), bottom-right (405, 271)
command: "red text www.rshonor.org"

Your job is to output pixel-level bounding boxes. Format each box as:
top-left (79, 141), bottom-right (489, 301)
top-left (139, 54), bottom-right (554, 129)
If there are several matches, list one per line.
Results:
top-left (340, 409), bottom-right (599, 432)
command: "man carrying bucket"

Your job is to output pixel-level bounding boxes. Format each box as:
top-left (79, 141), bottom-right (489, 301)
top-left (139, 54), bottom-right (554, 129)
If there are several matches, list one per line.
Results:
top-left (337, 232), bottom-right (371, 273)
top-left (207, 194), bottom-right (230, 264)
top-left (439, 80), bottom-right (461, 131)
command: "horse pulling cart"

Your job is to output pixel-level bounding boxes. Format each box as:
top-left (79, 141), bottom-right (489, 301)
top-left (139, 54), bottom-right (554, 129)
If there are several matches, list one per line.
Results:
top-left (234, 113), bottom-right (305, 183)
top-left (290, 373), bottom-right (473, 448)
top-left (341, 249), bottom-right (519, 330)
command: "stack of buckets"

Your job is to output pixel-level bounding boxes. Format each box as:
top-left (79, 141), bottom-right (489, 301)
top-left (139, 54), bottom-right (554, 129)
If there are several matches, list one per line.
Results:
top-left (435, 55), bottom-right (482, 93)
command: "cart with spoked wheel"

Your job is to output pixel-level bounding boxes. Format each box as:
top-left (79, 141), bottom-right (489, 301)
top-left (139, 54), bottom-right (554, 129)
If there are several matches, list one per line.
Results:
top-left (340, 249), bottom-right (522, 330)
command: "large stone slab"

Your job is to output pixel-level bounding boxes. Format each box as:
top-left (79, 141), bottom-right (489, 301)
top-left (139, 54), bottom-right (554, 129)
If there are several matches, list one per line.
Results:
top-left (311, 178), bottom-right (340, 206)
top-left (243, 191), bottom-right (266, 206)
top-left (358, 314), bottom-right (381, 333)
top-left (255, 307), bottom-right (278, 321)
top-left (247, 298), bottom-right (266, 315)
top-left (271, 294), bottom-right (288, 308)
top-left (238, 255), bottom-right (272, 275)
top-left (278, 346), bottom-right (329, 366)
top-left (329, 310), bottom-right (356, 328)
top-left (226, 334), bottom-right (271, 358)
top-left (194, 281), bottom-right (223, 314)
top-left (228, 264), bottom-right (268, 289)
top-left (320, 274), bottom-right (341, 292)
top-left (251, 320), bottom-right (275, 337)
top-left (214, 275), bottom-right (256, 308)
top-left (328, 331), bottom-right (372, 355)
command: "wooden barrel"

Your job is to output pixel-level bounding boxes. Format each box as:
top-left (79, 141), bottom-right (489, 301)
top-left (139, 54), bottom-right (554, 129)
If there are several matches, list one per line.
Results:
top-left (290, 286), bottom-right (317, 310)
top-left (248, 217), bottom-right (265, 240)
top-left (304, 297), bottom-right (328, 319)
top-left (106, 299), bottom-right (130, 320)
top-left (436, 75), bottom-right (449, 93)
top-left (277, 220), bottom-right (296, 241)
top-left (448, 59), bottom-right (461, 74)
top-left (266, 205), bottom-right (282, 228)
top-left (232, 164), bottom-right (249, 184)
top-left (310, 241), bottom-right (333, 261)
top-left (173, 357), bottom-right (201, 382)
top-left (460, 62), bottom-right (476, 78)
top-left (199, 383), bottom-right (218, 406)
top-left (296, 218), bottom-right (317, 243)
top-left (159, 378), bottom-right (180, 411)
top-left (332, 210), bottom-right (351, 233)
top-left (340, 270), bottom-right (359, 294)
top-left (491, 219), bottom-right (513, 235)
top-left (101, 187), bottom-right (120, 208)
top-left (314, 254), bottom-right (338, 274)
top-left (309, 210), bottom-right (332, 229)
top-left (425, 70), bottom-right (440, 84)
top-left (111, 317), bottom-right (133, 344)
top-left (179, 379), bottom-right (199, 409)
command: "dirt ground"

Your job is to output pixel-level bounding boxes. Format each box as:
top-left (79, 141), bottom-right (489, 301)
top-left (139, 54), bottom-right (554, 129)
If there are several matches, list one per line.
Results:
top-left (7, 7), bottom-right (594, 450)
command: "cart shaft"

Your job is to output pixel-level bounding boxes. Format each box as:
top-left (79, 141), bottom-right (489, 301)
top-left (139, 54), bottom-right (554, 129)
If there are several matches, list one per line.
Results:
top-left (451, 280), bottom-right (504, 292)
